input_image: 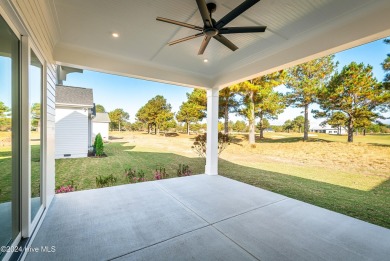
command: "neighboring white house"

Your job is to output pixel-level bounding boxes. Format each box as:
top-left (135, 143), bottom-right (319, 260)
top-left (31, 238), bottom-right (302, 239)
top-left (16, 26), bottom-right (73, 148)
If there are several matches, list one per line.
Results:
top-left (310, 124), bottom-right (347, 135)
top-left (92, 113), bottom-right (110, 142)
top-left (55, 85), bottom-right (94, 159)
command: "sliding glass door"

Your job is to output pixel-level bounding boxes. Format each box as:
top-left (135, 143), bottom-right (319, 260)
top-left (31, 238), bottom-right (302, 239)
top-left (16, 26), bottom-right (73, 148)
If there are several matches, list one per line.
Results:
top-left (0, 14), bottom-right (20, 258)
top-left (29, 50), bottom-right (43, 222)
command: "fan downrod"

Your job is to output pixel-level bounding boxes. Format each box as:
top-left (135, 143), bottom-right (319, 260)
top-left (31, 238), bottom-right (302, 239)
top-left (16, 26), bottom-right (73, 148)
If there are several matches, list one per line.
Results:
top-left (206, 3), bottom-right (217, 14)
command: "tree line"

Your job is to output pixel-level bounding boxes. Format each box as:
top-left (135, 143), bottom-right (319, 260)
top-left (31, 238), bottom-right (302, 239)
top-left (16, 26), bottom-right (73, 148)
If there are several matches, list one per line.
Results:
top-left (99, 39), bottom-right (390, 143)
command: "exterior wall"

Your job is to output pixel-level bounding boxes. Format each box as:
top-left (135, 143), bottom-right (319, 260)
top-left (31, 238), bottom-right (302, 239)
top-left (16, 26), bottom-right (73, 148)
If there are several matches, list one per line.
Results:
top-left (55, 108), bottom-right (89, 159)
top-left (92, 122), bottom-right (109, 141)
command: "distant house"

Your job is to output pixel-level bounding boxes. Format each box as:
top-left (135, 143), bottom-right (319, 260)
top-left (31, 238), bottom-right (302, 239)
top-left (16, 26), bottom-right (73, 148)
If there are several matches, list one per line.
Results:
top-left (92, 113), bottom-right (110, 142)
top-left (310, 124), bottom-right (347, 135)
top-left (55, 85), bottom-right (95, 159)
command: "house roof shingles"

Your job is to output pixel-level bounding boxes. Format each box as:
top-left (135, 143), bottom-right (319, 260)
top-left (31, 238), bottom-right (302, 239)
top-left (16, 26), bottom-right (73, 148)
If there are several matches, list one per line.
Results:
top-left (56, 85), bottom-right (94, 107)
top-left (92, 113), bottom-right (111, 123)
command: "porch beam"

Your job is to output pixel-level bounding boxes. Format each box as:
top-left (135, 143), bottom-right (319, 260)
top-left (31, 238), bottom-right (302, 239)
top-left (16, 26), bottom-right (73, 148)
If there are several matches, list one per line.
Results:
top-left (205, 88), bottom-right (219, 175)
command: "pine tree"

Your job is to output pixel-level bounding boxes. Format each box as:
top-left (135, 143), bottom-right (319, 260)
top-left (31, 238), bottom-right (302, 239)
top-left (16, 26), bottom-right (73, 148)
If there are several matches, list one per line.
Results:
top-left (315, 62), bottom-right (389, 142)
top-left (256, 81), bottom-right (286, 139)
top-left (219, 87), bottom-right (239, 134)
top-left (176, 89), bottom-right (206, 134)
top-left (108, 108), bottom-right (129, 131)
top-left (382, 38), bottom-right (390, 89)
top-left (95, 104), bottom-right (106, 113)
top-left (233, 71), bottom-right (285, 145)
top-left (136, 95), bottom-right (173, 135)
top-left (286, 55), bottom-right (336, 141)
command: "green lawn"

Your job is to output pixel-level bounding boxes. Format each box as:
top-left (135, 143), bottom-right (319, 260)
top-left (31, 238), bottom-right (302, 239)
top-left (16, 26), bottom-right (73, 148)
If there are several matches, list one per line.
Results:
top-left (56, 143), bottom-right (206, 191)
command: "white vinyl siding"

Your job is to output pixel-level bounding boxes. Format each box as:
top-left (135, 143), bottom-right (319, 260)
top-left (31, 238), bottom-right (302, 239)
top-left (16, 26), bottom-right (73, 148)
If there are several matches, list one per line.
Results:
top-left (92, 122), bottom-right (109, 142)
top-left (55, 108), bottom-right (89, 158)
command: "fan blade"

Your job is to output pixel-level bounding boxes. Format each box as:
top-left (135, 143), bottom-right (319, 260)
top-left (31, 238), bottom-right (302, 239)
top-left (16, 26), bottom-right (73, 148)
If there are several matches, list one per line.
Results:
top-left (156, 17), bottom-right (203, 31)
top-left (216, 0), bottom-right (261, 29)
top-left (213, 34), bottom-right (238, 51)
top-left (219, 26), bottom-right (266, 34)
top-left (196, 0), bottom-right (213, 28)
top-left (198, 36), bottom-right (211, 55)
top-left (169, 33), bottom-right (204, 46)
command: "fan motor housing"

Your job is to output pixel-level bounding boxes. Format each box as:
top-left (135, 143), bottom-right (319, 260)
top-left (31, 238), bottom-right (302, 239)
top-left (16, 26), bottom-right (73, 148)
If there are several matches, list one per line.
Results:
top-left (204, 27), bottom-right (219, 36)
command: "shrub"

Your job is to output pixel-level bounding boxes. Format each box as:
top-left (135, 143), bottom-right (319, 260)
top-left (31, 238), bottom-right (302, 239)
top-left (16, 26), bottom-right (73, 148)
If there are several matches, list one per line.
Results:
top-left (94, 133), bottom-right (104, 156)
top-left (96, 174), bottom-right (117, 188)
top-left (177, 164), bottom-right (192, 177)
top-left (192, 132), bottom-right (231, 158)
top-left (154, 167), bottom-right (168, 180)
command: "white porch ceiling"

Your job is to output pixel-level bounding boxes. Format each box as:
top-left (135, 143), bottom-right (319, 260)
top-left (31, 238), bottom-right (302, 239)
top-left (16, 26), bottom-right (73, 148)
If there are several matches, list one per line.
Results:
top-left (50, 0), bottom-right (390, 89)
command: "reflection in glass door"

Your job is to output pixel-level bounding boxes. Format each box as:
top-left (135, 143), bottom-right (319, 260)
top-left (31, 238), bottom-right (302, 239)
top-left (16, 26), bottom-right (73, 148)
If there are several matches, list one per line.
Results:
top-left (29, 50), bottom-right (43, 222)
top-left (0, 15), bottom-right (20, 256)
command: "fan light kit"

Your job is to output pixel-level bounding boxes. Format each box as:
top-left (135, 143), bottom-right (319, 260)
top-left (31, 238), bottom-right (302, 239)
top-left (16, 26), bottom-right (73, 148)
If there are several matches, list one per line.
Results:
top-left (156, 0), bottom-right (266, 55)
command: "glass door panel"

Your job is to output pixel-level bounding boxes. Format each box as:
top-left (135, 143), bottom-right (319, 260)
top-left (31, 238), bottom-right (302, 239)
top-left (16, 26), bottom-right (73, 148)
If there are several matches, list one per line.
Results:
top-left (29, 50), bottom-right (42, 221)
top-left (0, 14), bottom-right (20, 256)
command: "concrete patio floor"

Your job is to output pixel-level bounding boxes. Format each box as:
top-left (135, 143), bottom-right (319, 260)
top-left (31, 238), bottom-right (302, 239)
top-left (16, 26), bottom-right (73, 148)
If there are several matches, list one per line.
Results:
top-left (26, 175), bottom-right (390, 261)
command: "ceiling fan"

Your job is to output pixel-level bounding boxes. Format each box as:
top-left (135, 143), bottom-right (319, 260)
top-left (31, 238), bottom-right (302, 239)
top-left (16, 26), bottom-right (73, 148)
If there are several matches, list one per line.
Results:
top-left (156, 0), bottom-right (266, 55)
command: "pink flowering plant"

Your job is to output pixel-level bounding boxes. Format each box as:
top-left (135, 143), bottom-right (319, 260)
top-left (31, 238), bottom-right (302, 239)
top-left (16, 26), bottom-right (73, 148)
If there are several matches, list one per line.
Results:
top-left (154, 167), bottom-right (168, 180)
top-left (135, 170), bottom-right (147, 182)
top-left (124, 167), bottom-right (136, 182)
top-left (177, 164), bottom-right (192, 177)
top-left (125, 168), bottom-right (147, 183)
top-left (56, 180), bottom-right (76, 194)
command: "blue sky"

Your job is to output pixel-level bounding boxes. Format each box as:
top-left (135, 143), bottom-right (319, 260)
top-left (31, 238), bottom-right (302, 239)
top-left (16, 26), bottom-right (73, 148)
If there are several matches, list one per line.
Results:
top-left (1, 37), bottom-right (389, 125)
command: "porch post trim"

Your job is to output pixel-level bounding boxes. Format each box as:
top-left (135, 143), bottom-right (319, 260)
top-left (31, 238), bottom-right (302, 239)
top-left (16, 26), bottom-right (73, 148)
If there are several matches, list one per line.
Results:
top-left (205, 88), bottom-right (219, 175)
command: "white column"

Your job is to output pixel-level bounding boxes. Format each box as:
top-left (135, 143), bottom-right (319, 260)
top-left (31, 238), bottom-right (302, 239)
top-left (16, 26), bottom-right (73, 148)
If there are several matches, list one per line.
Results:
top-left (205, 88), bottom-right (219, 175)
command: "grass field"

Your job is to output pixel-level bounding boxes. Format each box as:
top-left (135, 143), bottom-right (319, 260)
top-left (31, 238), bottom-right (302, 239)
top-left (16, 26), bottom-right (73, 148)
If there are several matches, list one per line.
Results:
top-left (1, 130), bottom-right (389, 228)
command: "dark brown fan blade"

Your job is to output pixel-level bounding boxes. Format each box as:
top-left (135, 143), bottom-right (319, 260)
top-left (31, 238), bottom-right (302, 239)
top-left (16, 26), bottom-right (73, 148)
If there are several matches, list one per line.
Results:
top-left (169, 33), bottom-right (204, 46)
top-left (215, 0), bottom-right (261, 29)
top-left (219, 26), bottom-right (266, 34)
top-left (213, 34), bottom-right (238, 51)
top-left (198, 36), bottom-right (212, 55)
top-left (196, 0), bottom-right (213, 28)
top-left (156, 17), bottom-right (203, 31)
